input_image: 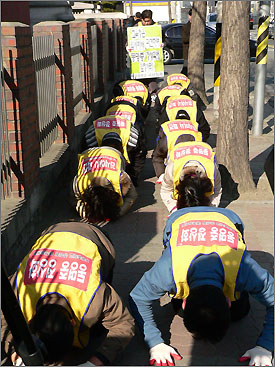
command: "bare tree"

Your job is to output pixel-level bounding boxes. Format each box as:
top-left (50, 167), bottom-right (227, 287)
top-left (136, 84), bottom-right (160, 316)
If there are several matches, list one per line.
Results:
top-left (216, 1), bottom-right (255, 193)
top-left (188, 1), bottom-right (208, 106)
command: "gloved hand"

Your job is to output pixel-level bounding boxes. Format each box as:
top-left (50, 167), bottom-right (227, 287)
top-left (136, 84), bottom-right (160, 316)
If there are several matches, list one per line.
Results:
top-left (12, 357), bottom-right (25, 366)
top-left (78, 361), bottom-right (96, 366)
top-left (239, 346), bottom-right (272, 366)
top-left (156, 174), bottom-right (165, 184)
top-left (149, 343), bottom-right (182, 366)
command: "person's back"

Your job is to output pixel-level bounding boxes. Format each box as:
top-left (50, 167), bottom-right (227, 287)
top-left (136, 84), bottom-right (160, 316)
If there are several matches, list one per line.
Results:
top-left (160, 141), bottom-right (222, 213)
top-left (152, 119), bottom-right (202, 179)
top-left (129, 206), bottom-right (274, 366)
top-left (73, 145), bottom-right (137, 222)
top-left (3, 222), bottom-right (135, 366)
top-left (158, 94), bottom-right (210, 141)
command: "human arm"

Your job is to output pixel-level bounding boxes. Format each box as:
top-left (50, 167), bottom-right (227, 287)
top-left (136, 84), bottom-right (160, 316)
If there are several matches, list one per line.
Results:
top-left (237, 252), bottom-right (274, 353)
top-left (85, 125), bottom-right (98, 149)
top-left (160, 161), bottom-right (177, 213)
top-left (119, 173), bottom-right (137, 216)
top-left (152, 129), bottom-right (168, 178)
top-left (84, 283), bottom-right (135, 364)
top-left (196, 109), bottom-right (210, 142)
top-left (126, 128), bottom-right (147, 183)
top-left (129, 248), bottom-right (176, 349)
top-left (209, 163), bottom-right (222, 207)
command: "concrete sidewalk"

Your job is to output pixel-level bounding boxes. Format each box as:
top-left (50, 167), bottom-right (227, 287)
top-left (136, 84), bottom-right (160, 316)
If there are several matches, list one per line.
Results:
top-left (5, 64), bottom-right (273, 365)
top-left (105, 99), bottom-right (274, 365)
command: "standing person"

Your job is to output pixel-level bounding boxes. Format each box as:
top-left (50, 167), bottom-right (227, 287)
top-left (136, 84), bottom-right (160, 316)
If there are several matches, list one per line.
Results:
top-left (2, 222), bottom-right (135, 366)
top-left (73, 145), bottom-right (137, 223)
top-left (134, 11), bottom-right (142, 25)
top-left (136, 9), bottom-right (156, 26)
top-left (135, 10), bottom-right (159, 97)
top-left (129, 207), bottom-right (274, 367)
top-left (181, 9), bottom-right (192, 75)
top-left (160, 141), bottom-right (222, 212)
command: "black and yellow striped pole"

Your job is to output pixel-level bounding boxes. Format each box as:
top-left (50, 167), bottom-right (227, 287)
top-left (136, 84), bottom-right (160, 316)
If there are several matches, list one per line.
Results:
top-left (252, 1), bottom-right (270, 136)
top-left (213, 1), bottom-right (222, 112)
top-left (214, 23), bottom-right (221, 87)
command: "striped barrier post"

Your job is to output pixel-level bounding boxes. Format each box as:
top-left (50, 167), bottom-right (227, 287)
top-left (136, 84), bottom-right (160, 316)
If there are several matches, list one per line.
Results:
top-left (213, 22), bottom-right (221, 111)
top-left (213, 1), bottom-right (222, 112)
top-left (252, 1), bottom-right (270, 136)
top-left (214, 23), bottom-right (222, 87)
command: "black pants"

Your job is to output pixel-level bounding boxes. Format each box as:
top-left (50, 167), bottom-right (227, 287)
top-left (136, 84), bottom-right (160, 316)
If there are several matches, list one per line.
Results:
top-left (171, 291), bottom-right (250, 321)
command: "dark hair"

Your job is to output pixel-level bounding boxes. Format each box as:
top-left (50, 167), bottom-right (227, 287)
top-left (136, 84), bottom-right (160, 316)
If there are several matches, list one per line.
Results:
top-left (135, 11), bottom-right (141, 18)
top-left (141, 9), bottom-right (153, 19)
top-left (29, 304), bottom-right (74, 364)
top-left (113, 80), bottom-right (125, 97)
top-left (176, 175), bottom-right (213, 208)
top-left (183, 285), bottom-right (230, 343)
top-left (81, 185), bottom-right (121, 222)
top-left (176, 110), bottom-right (191, 120)
top-left (175, 134), bottom-right (195, 145)
top-left (188, 9), bottom-right (192, 16)
top-left (101, 134), bottom-right (124, 155)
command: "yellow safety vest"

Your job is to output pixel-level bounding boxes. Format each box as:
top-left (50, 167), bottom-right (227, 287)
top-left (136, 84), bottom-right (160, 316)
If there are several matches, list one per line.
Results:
top-left (168, 211), bottom-right (246, 300)
top-left (169, 141), bottom-right (215, 198)
top-left (77, 147), bottom-right (124, 206)
top-left (161, 119), bottom-right (201, 153)
top-left (16, 231), bottom-right (103, 348)
top-left (106, 103), bottom-right (137, 125)
top-left (157, 85), bottom-right (187, 106)
top-left (93, 116), bottom-right (131, 163)
top-left (118, 80), bottom-right (148, 106)
top-left (166, 95), bottom-right (197, 122)
top-left (167, 73), bottom-right (191, 89)
top-left (110, 96), bottom-right (139, 106)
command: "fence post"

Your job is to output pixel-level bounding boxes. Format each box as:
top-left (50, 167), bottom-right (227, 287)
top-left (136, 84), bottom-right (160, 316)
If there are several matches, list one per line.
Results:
top-left (106, 19), bottom-right (115, 81)
top-left (92, 19), bottom-right (109, 93)
top-left (33, 22), bottom-right (74, 144)
top-left (68, 20), bottom-right (93, 113)
top-left (2, 22), bottom-right (40, 198)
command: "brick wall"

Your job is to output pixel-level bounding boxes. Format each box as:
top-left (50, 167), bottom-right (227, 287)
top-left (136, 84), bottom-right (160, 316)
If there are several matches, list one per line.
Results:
top-left (2, 23), bottom-right (40, 198)
top-left (1, 18), bottom-right (126, 199)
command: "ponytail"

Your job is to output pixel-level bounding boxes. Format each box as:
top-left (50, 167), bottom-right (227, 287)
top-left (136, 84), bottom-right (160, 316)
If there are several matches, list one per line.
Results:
top-left (176, 175), bottom-right (213, 209)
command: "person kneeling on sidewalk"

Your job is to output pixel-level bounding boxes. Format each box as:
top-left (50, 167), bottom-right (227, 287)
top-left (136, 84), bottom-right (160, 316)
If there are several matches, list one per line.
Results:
top-left (73, 143), bottom-right (137, 224)
top-left (152, 119), bottom-right (202, 182)
top-left (2, 222), bottom-right (135, 366)
top-left (160, 141), bottom-right (222, 213)
top-left (129, 207), bottom-right (274, 366)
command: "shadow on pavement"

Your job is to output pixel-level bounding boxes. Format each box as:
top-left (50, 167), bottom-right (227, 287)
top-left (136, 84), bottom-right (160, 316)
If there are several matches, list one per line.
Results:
top-left (218, 164), bottom-right (240, 208)
top-left (250, 145), bottom-right (274, 185)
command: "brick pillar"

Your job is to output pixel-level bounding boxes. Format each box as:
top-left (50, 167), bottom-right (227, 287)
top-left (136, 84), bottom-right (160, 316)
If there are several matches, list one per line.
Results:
top-left (33, 22), bottom-right (74, 144)
top-left (106, 19), bottom-right (115, 81)
top-left (122, 19), bottom-right (127, 73)
top-left (115, 18), bottom-right (123, 72)
top-left (92, 20), bottom-right (108, 93)
top-left (69, 20), bottom-right (93, 113)
top-left (2, 22), bottom-right (40, 198)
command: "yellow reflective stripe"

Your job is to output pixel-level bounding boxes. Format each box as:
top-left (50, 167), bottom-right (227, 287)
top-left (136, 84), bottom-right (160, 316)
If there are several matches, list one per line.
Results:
top-left (214, 75), bottom-right (220, 87)
top-left (214, 37), bottom-right (221, 63)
